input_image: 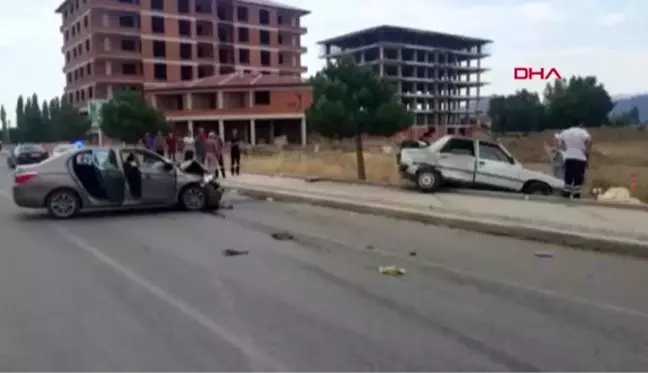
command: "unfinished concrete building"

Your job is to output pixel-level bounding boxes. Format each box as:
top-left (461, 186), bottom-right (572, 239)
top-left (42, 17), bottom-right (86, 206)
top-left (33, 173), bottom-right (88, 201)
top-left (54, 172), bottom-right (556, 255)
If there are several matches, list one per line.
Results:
top-left (318, 25), bottom-right (491, 133)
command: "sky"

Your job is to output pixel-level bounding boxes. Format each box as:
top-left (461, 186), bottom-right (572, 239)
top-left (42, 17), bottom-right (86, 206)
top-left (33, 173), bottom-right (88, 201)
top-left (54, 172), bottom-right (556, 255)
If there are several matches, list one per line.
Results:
top-left (1, 0), bottom-right (646, 123)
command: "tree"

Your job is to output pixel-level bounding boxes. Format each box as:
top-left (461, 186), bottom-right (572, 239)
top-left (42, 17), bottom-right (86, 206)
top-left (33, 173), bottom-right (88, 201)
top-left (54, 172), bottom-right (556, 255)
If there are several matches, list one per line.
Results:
top-left (488, 90), bottom-right (546, 134)
top-left (50, 102), bottom-right (91, 142)
top-left (544, 76), bottom-right (613, 128)
top-left (0, 105), bottom-right (8, 144)
top-left (307, 57), bottom-right (412, 179)
top-left (99, 90), bottom-right (168, 144)
top-left (16, 95), bottom-right (24, 129)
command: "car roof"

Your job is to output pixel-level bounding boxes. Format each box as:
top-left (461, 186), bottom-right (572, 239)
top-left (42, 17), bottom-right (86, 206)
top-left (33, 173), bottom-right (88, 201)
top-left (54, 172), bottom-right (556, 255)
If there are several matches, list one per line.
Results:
top-left (443, 135), bottom-right (500, 147)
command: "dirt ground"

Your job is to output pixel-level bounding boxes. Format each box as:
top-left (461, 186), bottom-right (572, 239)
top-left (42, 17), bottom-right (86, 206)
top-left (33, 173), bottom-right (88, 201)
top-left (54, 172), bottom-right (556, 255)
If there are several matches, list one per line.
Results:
top-left (243, 128), bottom-right (648, 201)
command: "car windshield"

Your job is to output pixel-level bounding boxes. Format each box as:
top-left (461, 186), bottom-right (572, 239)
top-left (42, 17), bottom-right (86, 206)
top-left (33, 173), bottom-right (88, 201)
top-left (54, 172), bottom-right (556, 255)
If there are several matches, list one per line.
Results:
top-left (17, 144), bottom-right (45, 153)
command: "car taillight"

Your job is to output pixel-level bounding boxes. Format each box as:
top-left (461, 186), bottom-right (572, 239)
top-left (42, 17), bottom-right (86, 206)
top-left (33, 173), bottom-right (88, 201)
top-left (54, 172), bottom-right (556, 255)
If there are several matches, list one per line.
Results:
top-left (15, 172), bottom-right (38, 185)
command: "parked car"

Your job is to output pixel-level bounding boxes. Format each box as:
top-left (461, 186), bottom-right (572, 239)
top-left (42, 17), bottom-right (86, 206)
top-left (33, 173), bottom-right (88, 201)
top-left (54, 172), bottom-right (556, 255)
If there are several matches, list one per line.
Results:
top-left (7, 143), bottom-right (49, 169)
top-left (397, 135), bottom-right (564, 194)
top-left (12, 146), bottom-right (224, 219)
top-left (51, 143), bottom-right (78, 157)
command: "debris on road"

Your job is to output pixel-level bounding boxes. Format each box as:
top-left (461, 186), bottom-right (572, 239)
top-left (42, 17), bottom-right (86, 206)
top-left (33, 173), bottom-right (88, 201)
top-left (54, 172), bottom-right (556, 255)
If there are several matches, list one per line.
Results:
top-left (267, 197), bottom-right (274, 202)
top-left (222, 249), bottom-right (249, 257)
top-left (366, 245), bottom-right (374, 250)
top-left (534, 251), bottom-right (554, 258)
top-left (409, 251), bottom-right (417, 256)
top-left (378, 266), bottom-right (407, 276)
top-left (271, 232), bottom-right (294, 241)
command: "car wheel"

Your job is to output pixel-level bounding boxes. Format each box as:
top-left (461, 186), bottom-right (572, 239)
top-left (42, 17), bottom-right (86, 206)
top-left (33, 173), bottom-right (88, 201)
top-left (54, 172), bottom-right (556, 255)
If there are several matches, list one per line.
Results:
top-left (416, 168), bottom-right (442, 193)
top-left (180, 185), bottom-right (207, 211)
top-left (46, 189), bottom-right (80, 219)
top-left (523, 181), bottom-right (552, 196)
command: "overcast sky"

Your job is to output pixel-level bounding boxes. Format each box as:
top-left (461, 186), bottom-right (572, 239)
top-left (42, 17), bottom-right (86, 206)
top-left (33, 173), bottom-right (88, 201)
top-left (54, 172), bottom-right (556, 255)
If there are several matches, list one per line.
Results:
top-left (1, 0), bottom-right (646, 122)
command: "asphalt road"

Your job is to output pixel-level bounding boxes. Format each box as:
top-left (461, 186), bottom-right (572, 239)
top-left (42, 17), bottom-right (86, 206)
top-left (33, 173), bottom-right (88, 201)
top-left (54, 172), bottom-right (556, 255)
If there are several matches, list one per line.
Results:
top-left (2, 159), bottom-right (648, 371)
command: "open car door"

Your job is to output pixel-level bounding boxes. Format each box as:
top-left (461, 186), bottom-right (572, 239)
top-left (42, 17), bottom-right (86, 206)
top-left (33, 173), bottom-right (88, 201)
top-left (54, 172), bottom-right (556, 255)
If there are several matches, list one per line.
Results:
top-left (93, 148), bottom-right (126, 205)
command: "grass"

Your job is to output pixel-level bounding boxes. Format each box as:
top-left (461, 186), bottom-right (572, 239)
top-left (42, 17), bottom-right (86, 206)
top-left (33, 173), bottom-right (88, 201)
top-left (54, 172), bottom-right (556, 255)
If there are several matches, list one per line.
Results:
top-left (244, 128), bottom-right (648, 202)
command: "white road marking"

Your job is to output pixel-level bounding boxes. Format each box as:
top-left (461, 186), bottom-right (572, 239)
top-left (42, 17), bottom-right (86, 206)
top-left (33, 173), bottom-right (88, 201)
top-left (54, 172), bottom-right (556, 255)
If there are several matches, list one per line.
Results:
top-left (53, 225), bottom-right (288, 372)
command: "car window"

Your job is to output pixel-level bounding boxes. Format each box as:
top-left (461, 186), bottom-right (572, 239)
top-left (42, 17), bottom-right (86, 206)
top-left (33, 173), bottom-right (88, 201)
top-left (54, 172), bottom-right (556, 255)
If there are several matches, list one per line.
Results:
top-left (93, 149), bottom-right (119, 170)
top-left (17, 144), bottom-right (45, 153)
top-left (74, 151), bottom-right (94, 165)
top-left (478, 142), bottom-right (514, 163)
top-left (122, 149), bottom-right (168, 171)
top-left (440, 138), bottom-right (475, 156)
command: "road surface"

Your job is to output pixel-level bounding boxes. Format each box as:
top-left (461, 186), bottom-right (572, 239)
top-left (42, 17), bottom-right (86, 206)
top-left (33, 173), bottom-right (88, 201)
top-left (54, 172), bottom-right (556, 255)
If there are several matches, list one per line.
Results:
top-left (1, 161), bottom-right (648, 371)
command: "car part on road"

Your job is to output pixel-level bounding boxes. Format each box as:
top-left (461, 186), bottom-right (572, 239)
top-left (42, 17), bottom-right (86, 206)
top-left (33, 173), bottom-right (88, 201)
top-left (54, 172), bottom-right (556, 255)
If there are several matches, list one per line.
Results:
top-left (271, 232), bottom-right (294, 241)
top-left (378, 266), bottom-right (407, 276)
top-left (222, 249), bottom-right (249, 257)
top-left (46, 189), bottom-right (81, 219)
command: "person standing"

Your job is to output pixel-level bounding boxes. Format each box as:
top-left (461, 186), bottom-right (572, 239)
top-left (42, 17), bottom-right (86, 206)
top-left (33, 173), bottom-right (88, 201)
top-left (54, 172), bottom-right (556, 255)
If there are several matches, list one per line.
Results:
top-left (229, 129), bottom-right (242, 175)
top-left (144, 132), bottom-right (155, 151)
top-left (154, 131), bottom-right (165, 156)
top-left (206, 131), bottom-right (226, 178)
top-left (165, 131), bottom-right (177, 162)
top-left (182, 131), bottom-right (195, 161)
top-left (555, 123), bottom-right (591, 199)
top-left (194, 127), bottom-right (206, 165)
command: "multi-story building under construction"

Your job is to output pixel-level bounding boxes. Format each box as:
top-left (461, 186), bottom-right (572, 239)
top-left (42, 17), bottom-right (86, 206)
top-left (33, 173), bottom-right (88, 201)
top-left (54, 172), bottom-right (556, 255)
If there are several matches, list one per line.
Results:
top-left (318, 25), bottom-right (491, 134)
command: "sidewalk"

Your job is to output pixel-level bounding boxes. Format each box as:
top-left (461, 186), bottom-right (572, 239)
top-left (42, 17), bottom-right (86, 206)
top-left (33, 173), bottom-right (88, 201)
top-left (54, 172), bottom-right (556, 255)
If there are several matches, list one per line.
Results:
top-left (221, 174), bottom-right (648, 256)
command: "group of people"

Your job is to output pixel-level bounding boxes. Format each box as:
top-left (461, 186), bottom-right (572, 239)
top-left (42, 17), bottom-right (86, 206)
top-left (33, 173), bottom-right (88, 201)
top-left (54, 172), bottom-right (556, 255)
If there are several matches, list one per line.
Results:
top-left (551, 123), bottom-right (592, 199)
top-left (140, 128), bottom-right (243, 178)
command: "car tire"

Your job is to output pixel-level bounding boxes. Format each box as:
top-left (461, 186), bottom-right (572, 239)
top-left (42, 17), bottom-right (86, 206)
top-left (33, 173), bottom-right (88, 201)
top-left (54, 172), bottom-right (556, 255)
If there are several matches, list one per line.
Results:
top-left (180, 185), bottom-right (207, 211)
top-left (416, 168), bottom-right (442, 193)
top-left (46, 189), bottom-right (81, 219)
top-left (522, 181), bottom-right (552, 196)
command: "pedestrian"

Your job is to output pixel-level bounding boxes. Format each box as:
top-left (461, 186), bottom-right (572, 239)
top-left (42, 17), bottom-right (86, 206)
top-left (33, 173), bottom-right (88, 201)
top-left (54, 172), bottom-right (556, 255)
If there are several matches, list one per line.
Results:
top-left (206, 131), bottom-right (226, 178)
top-left (555, 123), bottom-right (591, 199)
top-left (194, 127), bottom-right (206, 165)
top-left (144, 132), bottom-right (155, 151)
top-left (182, 130), bottom-right (195, 161)
top-left (154, 130), bottom-right (165, 156)
top-left (229, 129), bottom-right (242, 175)
top-left (165, 131), bottom-right (177, 161)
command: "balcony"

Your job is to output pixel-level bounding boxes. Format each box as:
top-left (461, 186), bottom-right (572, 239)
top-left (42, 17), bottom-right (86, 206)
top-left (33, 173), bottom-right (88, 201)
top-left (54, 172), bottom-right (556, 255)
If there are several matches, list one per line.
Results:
top-left (92, 0), bottom-right (141, 13)
top-left (91, 11), bottom-right (142, 38)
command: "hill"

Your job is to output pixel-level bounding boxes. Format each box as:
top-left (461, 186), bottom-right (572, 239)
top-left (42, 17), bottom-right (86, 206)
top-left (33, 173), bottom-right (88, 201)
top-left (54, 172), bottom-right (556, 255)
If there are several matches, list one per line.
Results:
top-left (470, 93), bottom-right (648, 123)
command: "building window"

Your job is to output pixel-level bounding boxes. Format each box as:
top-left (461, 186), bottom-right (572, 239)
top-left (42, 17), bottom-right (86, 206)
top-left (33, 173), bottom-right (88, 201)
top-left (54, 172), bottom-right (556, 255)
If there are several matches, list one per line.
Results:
top-left (66, 73), bottom-right (72, 83)
top-left (180, 65), bottom-right (193, 81)
top-left (151, 0), bottom-right (163, 10)
top-left (88, 86), bottom-right (93, 98)
top-left (154, 63), bottom-right (167, 80)
top-left (122, 63), bottom-right (137, 75)
top-left (260, 51), bottom-right (270, 66)
top-left (86, 64), bottom-right (92, 74)
top-left (238, 49), bottom-right (249, 64)
top-left (278, 53), bottom-right (284, 65)
top-left (259, 9), bottom-right (269, 25)
top-left (152, 40), bottom-right (166, 57)
top-left (237, 27), bottom-right (249, 43)
top-left (119, 15), bottom-right (135, 28)
top-left (83, 15), bottom-right (88, 27)
top-left (254, 91), bottom-right (270, 105)
top-left (179, 43), bottom-right (192, 59)
top-left (236, 7), bottom-right (248, 21)
top-left (177, 0), bottom-right (189, 13)
top-left (151, 16), bottom-right (164, 33)
top-left (178, 20), bottom-right (191, 37)
top-left (85, 39), bottom-right (90, 51)
top-left (120, 39), bottom-right (136, 51)
top-left (259, 30), bottom-right (270, 45)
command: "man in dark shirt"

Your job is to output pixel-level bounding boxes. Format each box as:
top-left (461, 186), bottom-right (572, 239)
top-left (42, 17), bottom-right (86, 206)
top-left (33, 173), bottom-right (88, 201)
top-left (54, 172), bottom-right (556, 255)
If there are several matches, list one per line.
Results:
top-left (229, 129), bottom-right (241, 175)
top-left (194, 128), bottom-right (206, 164)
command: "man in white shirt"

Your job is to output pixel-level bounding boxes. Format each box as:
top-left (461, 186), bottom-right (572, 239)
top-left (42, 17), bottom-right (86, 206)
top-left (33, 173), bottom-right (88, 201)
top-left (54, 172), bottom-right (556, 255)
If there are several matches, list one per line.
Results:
top-left (555, 123), bottom-right (591, 199)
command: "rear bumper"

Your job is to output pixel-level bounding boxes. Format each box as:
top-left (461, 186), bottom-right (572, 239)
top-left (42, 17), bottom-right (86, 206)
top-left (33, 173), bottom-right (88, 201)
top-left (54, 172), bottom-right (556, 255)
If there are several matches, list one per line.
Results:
top-left (12, 185), bottom-right (44, 208)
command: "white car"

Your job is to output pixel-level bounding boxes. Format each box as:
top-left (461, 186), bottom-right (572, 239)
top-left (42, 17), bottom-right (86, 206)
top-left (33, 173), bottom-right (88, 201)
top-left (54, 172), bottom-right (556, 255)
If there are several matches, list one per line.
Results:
top-left (397, 135), bottom-right (564, 195)
top-left (51, 144), bottom-right (78, 157)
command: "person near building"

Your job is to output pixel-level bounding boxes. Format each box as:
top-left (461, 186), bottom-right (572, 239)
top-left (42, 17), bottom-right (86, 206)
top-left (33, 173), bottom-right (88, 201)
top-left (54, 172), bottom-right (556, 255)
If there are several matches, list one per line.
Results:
top-left (229, 129), bottom-right (242, 175)
top-left (182, 130), bottom-right (195, 161)
top-left (154, 131), bottom-right (165, 156)
top-left (165, 131), bottom-right (177, 161)
top-left (555, 123), bottom-right (591, 199)
top-left (194, 127), bottom-right (206, 165)
top-left (206, 131), bottom-right (226, 178)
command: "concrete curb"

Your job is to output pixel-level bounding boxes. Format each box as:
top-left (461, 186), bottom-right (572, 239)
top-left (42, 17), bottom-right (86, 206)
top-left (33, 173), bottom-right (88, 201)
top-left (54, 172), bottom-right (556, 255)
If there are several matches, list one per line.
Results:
top-left (244, 172), bottom-right (648, 212)
top-left (230, 185), bottom-right (648, 259)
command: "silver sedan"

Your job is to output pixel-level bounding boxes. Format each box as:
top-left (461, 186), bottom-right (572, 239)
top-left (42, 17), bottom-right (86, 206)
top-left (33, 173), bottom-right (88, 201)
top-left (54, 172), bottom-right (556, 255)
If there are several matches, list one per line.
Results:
top-left (12, 146), bottom-right (223, 218)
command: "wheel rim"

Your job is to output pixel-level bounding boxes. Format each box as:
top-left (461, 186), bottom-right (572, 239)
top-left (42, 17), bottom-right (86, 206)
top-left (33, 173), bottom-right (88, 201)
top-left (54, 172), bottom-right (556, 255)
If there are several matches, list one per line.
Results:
top-left (50, 193), bottom-right (77, 217)
top-left (184, 188), bottom-right (206, 210)
top-left (419, 173), bottom-right (435, 187)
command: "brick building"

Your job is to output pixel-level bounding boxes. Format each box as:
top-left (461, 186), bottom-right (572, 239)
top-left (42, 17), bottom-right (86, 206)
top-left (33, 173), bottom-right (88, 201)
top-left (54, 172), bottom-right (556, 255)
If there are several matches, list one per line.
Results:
top-left (56, 0), bottom-right (310, 144)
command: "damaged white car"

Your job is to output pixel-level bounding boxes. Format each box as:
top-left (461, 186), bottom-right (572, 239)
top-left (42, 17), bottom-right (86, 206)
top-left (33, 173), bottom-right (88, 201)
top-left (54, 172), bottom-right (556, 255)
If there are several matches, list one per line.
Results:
top-left (397, 136), bottom-right (564, 195)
